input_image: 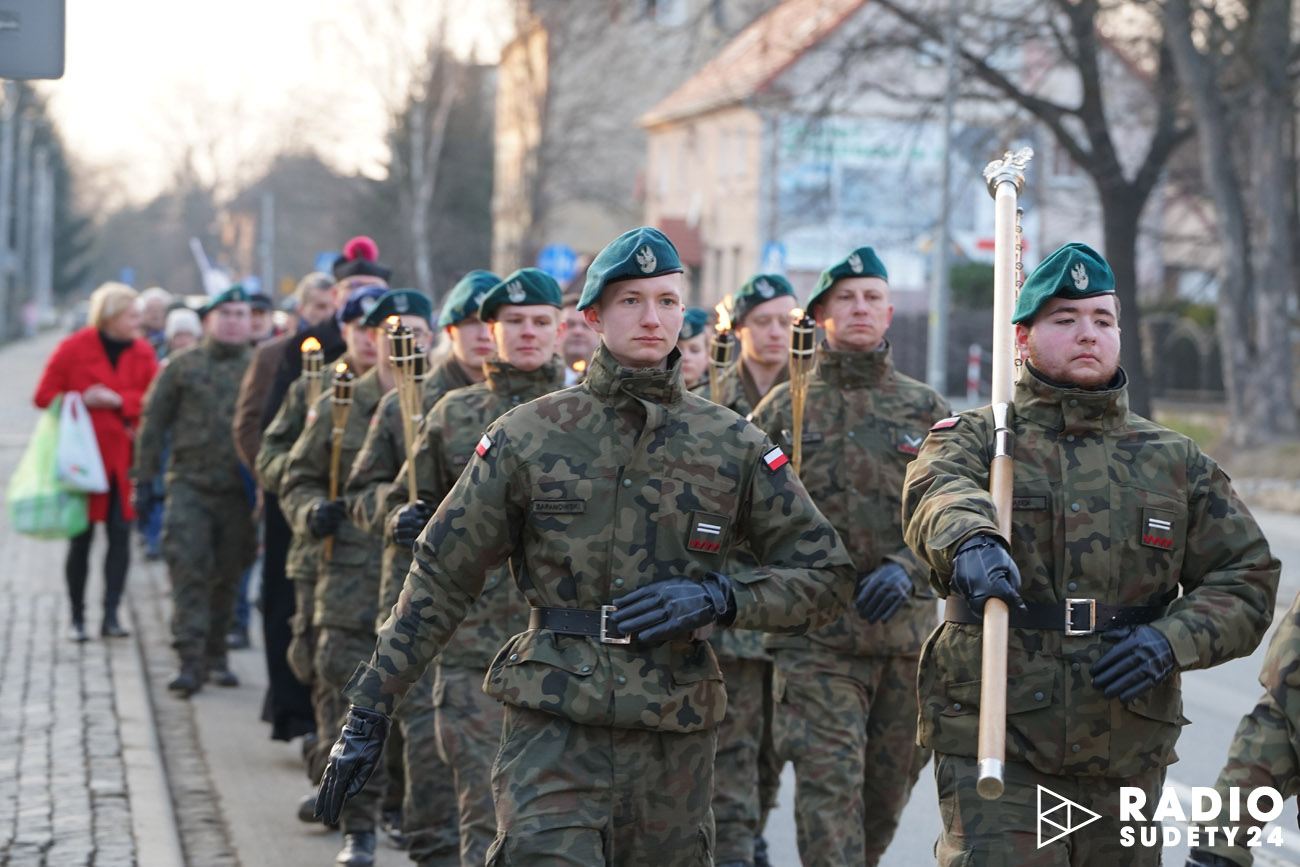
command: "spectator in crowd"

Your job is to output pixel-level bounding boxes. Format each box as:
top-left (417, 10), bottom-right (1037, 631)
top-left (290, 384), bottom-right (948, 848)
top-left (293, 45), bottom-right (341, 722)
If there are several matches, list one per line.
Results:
top-left (249, 292), bottom-right (279, 344)
top-left (34, 282), bottom-right (159, 641)
top-left (139, 286), bottom-right (172, 358)
top-left (164, 307), bottom-right (202, 357)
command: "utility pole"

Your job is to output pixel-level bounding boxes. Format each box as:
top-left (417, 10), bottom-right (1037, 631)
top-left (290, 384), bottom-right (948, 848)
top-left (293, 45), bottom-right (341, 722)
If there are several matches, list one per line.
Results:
top-left (259, 191), bottom-right (274, 299)
top-left (32, 145), bottom-right (53, 324)
top-left (0, 84), bottom-right (17, 339)
top-left (926, 0), bottom-right (957, 396)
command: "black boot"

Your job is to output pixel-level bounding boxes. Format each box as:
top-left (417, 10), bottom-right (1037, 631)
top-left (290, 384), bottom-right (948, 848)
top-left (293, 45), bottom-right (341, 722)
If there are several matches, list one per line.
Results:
top-left (753, 835), bottom-right (772, 867)
top-left (206, 658), bottom-right (239, 687)
top-left (68, 619), bottom-right (89, 643)
top-left (101, 610), bottom-right (130, 638)
top-left (335, 830), bottom-right (376, 866)
top-left (226, 623), bottom-right (250, 649)
top-left (168, 658), bottom-right (204, 697)
top-left (296, 792), bottom-right (318, 823)
top-left (381, 807), bottom-right (409, 849)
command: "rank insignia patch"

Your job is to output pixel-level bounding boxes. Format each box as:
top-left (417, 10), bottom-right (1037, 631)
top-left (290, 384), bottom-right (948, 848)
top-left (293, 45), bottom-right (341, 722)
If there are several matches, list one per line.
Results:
top-left (763, 446), bottom-right (789, 472)
top-left (898, 433), bottom-right (924, 455)
top-left (1141, 508), bottom-right (1176, 550)
top-left (687, 511), bottom-right (730, 553)
top-left (475, 434), bottom-right (493, 457)
top-left (930, 416), bottom-right (961, 431)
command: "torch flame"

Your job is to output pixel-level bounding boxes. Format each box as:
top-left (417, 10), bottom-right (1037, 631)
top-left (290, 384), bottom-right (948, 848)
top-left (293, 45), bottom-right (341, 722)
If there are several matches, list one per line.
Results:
top-left (301, 336), bottom-right (322, 352)
top-left (386, 315), bottom-right (401, 328)
top-left (714, 298), bottom-right (732, 333)
top-left (573, 359), bottom-right (587, 373)
top-left (334, 361), bottom-right (349, 375)
top-left (790, 307), bottom-right (805, 321)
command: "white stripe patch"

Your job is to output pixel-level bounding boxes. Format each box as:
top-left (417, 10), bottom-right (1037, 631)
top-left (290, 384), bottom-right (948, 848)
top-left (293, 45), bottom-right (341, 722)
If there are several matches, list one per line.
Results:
top-left (1148, 519), bottom-right (1172, 530)
top-left (697, 523), bottom-right (722, 534)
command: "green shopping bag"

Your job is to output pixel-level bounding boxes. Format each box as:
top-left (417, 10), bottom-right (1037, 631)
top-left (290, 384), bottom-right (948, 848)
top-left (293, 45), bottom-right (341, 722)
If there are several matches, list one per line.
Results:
top-left (6, 396), bottom-right (89, 539)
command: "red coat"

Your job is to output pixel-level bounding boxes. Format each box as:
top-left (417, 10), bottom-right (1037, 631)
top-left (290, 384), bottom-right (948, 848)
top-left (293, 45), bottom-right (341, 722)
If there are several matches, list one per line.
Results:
top-left (34, 327), bottom-right (159, 522)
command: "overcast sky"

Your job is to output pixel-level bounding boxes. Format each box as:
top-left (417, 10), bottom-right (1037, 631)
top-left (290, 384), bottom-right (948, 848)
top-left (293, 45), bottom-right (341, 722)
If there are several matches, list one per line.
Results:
top-left (44, 0), bottom-right (510, 205)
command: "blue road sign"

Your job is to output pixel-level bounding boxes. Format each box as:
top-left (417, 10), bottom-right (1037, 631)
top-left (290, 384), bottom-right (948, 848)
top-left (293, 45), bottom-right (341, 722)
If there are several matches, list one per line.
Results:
top-left (537, 244), bottom-right (579, 284)
top-left (118, 267), bottom-right (135, 287)
top-left (315, 251), bottom-right (339, 276)
top-left (761, 241), bottom-right (787, 275)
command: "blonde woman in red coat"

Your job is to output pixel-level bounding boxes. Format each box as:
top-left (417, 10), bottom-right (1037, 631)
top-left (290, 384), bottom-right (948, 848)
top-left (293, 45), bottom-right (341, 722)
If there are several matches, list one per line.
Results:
top-left (34, 282), bottom-right (159, 641)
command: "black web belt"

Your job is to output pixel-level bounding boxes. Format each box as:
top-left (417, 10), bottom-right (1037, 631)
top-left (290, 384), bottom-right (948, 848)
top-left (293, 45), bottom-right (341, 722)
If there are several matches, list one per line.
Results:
top-left (943, 596), bottom-right (1166, 635)
top-left (529, 606), bottom-right (631, 644)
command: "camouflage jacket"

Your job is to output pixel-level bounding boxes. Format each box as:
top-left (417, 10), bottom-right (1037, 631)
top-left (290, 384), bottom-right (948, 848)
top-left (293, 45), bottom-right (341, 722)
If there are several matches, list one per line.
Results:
top-left (280, 368), bottom-right (388, 633)
top-left (902, 366), bottom-right (1280, 778)
top-left (347, 354), bottom-right (478, 625)
top-left (1200, 589), bottom-right (1300, 865)
top-left (133, 337), bottom-right (251, 493)
top-left (258, 372), bottom-right (328, 582)
top-left (381, 357), bottom-right (565, 666)
top-left (752, 343), bottom-right (950, 656)
top-left (344, 343), bottom-right (856, 732)
top-left (693, 357), bottom-right (790, 660)
top-left (691, 356), bottom-right (788, 419)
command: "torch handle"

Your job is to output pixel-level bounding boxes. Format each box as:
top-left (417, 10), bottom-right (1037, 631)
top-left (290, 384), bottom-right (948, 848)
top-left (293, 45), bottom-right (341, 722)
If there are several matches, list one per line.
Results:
top-left (403, 382), bottom-right (420, 505)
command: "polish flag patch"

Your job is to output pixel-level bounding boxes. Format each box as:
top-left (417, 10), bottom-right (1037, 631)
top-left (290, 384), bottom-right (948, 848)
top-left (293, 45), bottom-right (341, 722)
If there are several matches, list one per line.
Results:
top-left (763, 446), bottom-right (789, 472)
top-left (930, 416), bottom-right (962, 432)
top-left (475, 434), bottom-right (493, 457)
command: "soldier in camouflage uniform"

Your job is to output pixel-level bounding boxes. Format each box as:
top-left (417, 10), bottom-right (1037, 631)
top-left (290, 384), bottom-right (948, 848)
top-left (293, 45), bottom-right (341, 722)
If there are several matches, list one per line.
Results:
top-left (314, 226), bottom-right (856, 866)
top-left (750, 248), bottom-right (949, 866)
top-left (902, 243), bottom-right (1280, 866)
top-left (344, 289), bottom-right (460, 867)
top-left (382, 269), bottom-right (565, 866)
top-left (132, 286), bottom-right (257, 697)
top-left (280, 284), bottom-right (391, 867)
top-left (692, 274), bottom-right (801, 866)
top-left (1185, 588), bottom-right (1300, 867)
top-left (676, 307), bottom-right (710, 390)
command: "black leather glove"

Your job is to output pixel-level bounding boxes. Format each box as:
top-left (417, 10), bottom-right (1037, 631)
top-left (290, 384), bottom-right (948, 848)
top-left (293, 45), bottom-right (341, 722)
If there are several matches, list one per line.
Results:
top-left (131, 481), bottom-right (157, 517)
top-left (854, 562), bottom-right (913, 623)
top-left (307, 498), bottom-right (347, 538)
top-left (1090, 624), bottom-right (1175, 703)
top-left (951, 534), bottom-right (1026, 615)
top-left (314, 706), bottom-right (391, 826)
top-left (1185, 850), bottom-right (1242, 867)
top-left (392, 500), bottom-right (435, 551)
top-left (609, 572), bottom-right (736, 644)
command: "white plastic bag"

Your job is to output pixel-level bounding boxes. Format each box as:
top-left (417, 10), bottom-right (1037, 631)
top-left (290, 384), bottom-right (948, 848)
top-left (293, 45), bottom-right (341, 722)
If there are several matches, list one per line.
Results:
top-left (55, 391), bottom-right (109, 494)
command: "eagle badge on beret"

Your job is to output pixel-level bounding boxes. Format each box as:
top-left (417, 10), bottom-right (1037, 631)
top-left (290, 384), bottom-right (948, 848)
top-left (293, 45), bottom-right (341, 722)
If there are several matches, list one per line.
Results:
top-left (507, 280), bottom-right (526, 303)
top-left (636, 245), bottom-right (657, 273)
top-left (756, 277), bottom-right (775, 299)
top-left (848, 252), bottom-right (864, 273)
top-left (1071, 262), bottom-right (1089, 291)
top-left (394, 294), bottom-right (409, 313)
top-left (473, 291), bottom-right (487, 307)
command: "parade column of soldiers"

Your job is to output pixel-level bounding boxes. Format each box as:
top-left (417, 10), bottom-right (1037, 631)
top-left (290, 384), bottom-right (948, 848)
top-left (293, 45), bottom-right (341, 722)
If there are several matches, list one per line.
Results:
top-left (123, 224), bottom-right (1292, 867)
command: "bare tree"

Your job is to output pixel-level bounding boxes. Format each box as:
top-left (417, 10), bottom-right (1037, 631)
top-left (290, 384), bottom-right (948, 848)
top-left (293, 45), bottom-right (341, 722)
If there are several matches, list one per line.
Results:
top-left (1165, 0), bottom-right (1298, 446)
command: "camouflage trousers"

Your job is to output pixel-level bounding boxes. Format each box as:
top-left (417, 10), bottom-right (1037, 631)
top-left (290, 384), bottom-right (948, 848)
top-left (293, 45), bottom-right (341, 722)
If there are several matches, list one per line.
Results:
top-left (757, 660), bottom-right (781, 831)
top-left (286, 578), bottom-right (317, 686)
top-left (712, 657), bottom-right (765, 863)
top-left (772, 648), bottom-right (929, 867)
top-left (393, 664), bottom-right (460, 867)
top-left (434, 664), bottom-right (506, 867)
top-left (314, 626), bottom-right (388, 833)
top-left (485, 706), bottom-right (717, 866)
top-left (934, 753), bottom-right (1165, 866)
top-left (162, 481), bottom-right (256, 661)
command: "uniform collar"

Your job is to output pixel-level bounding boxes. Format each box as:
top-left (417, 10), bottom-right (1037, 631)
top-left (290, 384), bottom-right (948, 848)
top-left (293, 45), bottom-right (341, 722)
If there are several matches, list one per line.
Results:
top-left (1015, 363), bottom-right (1130, 432)
top-left (814, 340), bottom-right (893, 389)
top-left (484, 355), bottom-right (566, 398)
top-left (585, 343), bottom-right (684, 406)
top-left (203, 335), bottom-right (247, 359)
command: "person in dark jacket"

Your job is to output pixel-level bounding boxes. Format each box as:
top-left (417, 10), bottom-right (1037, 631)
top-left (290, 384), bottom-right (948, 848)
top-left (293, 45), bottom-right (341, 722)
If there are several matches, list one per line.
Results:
top-left (34, 282), bottom-right (159, 641)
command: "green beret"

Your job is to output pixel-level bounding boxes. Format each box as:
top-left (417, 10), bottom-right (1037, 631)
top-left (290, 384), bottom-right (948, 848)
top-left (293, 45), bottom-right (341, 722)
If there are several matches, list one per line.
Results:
top-left (577, 227), bottom-right (683, 311)
top-left (437, 270), bottom-right (499, 328)
top-left (361, 289), bottom-right (433, 327)
top-left (806, 246), bottom-right (888, 311)
top-left (733, 273), bottom-right (796, 323)
top-left (479, 268), bottom-right (564, 322)
top-left (1012, 242), bottom-right (1115, 324)
top-left (200, 284), bottom-right (251, 317)
top-left (679, 307), bottom-right (710, 340)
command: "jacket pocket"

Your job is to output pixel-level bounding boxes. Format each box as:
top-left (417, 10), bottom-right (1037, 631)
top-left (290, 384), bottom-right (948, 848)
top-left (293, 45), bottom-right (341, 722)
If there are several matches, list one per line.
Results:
top-left (483, 630), bottom-right (606, 723)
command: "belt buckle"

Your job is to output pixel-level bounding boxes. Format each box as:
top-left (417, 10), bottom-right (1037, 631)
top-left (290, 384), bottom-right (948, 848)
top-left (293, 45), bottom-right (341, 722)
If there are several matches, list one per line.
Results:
top-left (1064, 598), bottom-right (1096, 636)
top-left (599, 605), bottom-right (631, 644)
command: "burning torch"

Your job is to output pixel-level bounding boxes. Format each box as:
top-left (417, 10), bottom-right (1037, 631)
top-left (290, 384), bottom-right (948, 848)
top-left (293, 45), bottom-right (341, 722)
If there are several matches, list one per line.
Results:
top-left (709, 297), bottom-right (736, 405)
top-left (788, 308), bottom-right (816, 476)
top-left (386, 316), bottom-right (421, 504)
top-left (325, 361), bottom-right (355, 558)
top-left (301, 337), bottom-right (324, 423)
